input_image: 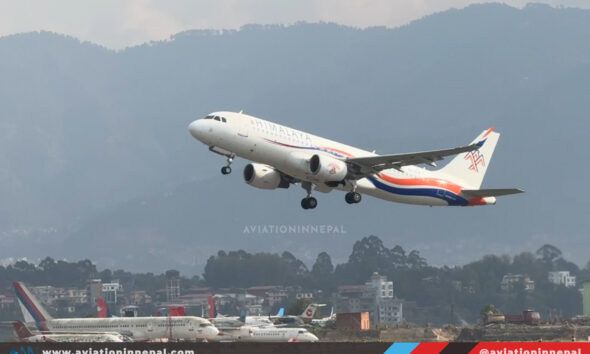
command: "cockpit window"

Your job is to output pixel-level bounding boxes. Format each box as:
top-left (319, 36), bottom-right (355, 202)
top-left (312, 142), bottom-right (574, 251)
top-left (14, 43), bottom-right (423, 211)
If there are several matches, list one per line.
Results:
top-left (204, 115), bottom-right (213, 119)
top-left (221, 117), bottom-right (227, 123)
top-left (298, 330), bottom-right (306, 334)
top-left (214, 116), bottom-right (221, 121)
top-left (199, 323), bottom-right (211, 327)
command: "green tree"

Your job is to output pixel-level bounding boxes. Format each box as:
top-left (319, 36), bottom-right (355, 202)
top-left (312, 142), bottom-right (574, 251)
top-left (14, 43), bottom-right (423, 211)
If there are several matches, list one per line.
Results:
top-left (536, 244), bottom-right (562, 264)
top-left (480, 304), bottom-right (499, 322)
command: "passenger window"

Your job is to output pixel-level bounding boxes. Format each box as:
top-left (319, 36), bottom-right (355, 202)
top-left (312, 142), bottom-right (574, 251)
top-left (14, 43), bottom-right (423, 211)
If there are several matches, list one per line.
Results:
top-left (214, 116), bottom-right (220, 121)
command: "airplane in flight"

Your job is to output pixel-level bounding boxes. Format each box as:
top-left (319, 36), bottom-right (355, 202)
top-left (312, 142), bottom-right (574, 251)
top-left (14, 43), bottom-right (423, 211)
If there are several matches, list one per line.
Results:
top-left (13, 282), bottom-right (219, 341)
top-left (188, 111), bottom-right (522, 209)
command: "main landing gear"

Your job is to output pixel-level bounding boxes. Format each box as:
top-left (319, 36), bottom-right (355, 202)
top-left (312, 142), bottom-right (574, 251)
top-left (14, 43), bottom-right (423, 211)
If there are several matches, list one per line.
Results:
top-left (345, 191), bottom-right (362, 204)
top-left (220, 154), bottom-right (235, 175)
top-left (345, 181), bottom-right (362, 204)
top-left (301, 182), bottom-right (317, 210)
top-left (301, 197), bottom-right (318, 210)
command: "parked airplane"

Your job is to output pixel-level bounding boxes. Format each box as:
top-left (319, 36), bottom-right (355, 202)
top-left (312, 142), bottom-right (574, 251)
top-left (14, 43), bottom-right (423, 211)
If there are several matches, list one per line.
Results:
top-left (207, 296), bottom-right (275, 328)
top-left (12, 321), bottom-right (130, 342)
top-left (311, 307), bottom-right (335, 327)
top-left (216, 325), bottom-right (318, 342)
top-left (270, 303), bottom-right (325, 325)
top-left (188, 112), bottom-right (522, 209)
top-left (13, 282), bottom-right (219, 341)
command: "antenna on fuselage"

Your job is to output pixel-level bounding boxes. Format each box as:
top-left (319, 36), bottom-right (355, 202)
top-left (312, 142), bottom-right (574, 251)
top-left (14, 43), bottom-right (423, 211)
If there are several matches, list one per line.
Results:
top-left (239, 110), bottom-right (243, 114)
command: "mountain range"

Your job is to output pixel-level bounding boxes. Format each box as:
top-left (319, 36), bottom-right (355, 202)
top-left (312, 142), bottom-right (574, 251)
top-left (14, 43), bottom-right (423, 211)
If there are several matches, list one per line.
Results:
top-left (0, 3), bottom-right (589, 273)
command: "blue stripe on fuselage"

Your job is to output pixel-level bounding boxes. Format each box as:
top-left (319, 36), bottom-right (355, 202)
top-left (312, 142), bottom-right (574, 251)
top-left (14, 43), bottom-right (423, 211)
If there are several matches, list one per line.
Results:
top-left (366, 176), bottom-right (469, 206)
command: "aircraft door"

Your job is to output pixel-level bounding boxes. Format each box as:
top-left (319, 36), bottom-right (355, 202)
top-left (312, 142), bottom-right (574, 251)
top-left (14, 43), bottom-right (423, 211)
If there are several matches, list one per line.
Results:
top-left (238, 118), bottom-right (250, 137)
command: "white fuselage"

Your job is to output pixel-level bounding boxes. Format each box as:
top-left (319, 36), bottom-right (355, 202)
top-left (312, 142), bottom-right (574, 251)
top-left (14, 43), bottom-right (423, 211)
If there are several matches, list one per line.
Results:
top-left (20, 333), bottom-right (129, 343)
top-left (189, 111), bottom-right (482, 206)
top-left (35, 316), bottom-right (219, 341)
top-left (218, 326), bottom-right (318, 342)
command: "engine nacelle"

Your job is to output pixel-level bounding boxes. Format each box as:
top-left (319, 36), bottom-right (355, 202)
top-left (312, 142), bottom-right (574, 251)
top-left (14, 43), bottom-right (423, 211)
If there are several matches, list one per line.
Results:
top-left (243, 163), bottom-right (289, 190)
top-left (309, 154), bottom-right (347, 182)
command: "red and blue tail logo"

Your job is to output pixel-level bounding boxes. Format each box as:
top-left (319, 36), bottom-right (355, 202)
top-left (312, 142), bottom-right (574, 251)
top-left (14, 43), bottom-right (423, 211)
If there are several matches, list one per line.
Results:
top-left (464, 150), bottom-right (486, 172)
top-left (13, 282), bottom-right (50, 330)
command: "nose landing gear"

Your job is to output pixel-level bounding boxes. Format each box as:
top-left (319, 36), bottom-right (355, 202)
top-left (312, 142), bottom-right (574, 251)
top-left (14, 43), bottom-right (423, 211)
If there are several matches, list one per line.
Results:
top-left (220, 154), bottom-right (235, 175)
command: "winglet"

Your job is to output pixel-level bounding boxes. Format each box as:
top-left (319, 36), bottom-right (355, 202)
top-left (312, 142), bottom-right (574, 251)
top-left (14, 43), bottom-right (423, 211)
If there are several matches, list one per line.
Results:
top-left (483, 126), bottom-right (494, 138)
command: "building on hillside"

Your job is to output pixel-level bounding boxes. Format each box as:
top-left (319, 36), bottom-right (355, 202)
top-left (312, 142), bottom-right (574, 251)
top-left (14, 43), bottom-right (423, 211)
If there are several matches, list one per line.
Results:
top-left (500, 274), bottom-right (535, 292)
top-left (333, 272), bottom-right (403, 325)
top-left (548, 271), bottom-right (576, 288)
top-left (88, 279), bottom-right (103, 306)
top-left (0, 294), bottom-right (15, 310)
top-left (29, 286), bottom-right (88, 313)
top-left (129, 290), bottom-right (152, 306)
top-left (102, 281), bottom-right (122, 304)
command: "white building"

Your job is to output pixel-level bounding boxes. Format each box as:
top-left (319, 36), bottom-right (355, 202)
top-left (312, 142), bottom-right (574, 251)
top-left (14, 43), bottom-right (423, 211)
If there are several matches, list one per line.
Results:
top-left (102, 281), bottom-right (122, 304)
top-left (500, 274), bottom-right (535, 292)
top-left (333, 272), bottom-right (402, 325)
top-left (548, 271), bottom-right (576, 288)
top-left (367, 272), bottom-right (394, 298)
top-left (366, 273), bottom-right (402, 325)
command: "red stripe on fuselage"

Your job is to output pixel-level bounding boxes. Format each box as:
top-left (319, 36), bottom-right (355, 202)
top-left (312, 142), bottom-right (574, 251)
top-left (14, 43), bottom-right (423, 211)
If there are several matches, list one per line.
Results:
top-left (377, 173), bottom-right (463, 195)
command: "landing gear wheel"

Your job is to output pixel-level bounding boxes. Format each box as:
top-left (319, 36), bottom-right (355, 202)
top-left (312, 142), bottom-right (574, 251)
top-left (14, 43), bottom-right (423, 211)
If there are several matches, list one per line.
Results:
top-left (301, 198), bottom-right (309, 210)
top-left (301, 197), bottom-right (318, 210)
top-left (221, 166), bottom-right (232, 175)
top-left (345, 192), bottom-right (362, 204)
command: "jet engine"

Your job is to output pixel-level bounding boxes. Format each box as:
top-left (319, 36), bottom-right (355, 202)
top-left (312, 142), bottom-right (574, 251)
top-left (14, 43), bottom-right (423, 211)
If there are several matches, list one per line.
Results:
top-left (309, 154), bottom-right (347, 182)
top-left (243, 163), bottom-right (289, 190)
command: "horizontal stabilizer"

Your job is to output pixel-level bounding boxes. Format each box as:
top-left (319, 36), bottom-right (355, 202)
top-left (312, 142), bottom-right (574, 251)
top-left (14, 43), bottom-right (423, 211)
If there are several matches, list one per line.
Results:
top-left (462, 188), bottom-right (524, 198)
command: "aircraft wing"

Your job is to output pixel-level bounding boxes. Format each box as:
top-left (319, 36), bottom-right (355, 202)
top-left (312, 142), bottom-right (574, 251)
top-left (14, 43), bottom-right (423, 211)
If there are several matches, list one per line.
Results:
top-left (346, 140), bottom-right (484, 177)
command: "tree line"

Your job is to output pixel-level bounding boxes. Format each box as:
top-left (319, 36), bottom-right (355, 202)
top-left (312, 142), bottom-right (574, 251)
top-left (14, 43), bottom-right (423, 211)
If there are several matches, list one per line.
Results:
top-left (1, 236), bottom-right (588, 324)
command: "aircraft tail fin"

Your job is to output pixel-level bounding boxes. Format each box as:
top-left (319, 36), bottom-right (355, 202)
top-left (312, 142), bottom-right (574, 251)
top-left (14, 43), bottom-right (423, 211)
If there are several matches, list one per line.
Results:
top-left (207, 296), bottom-right (217, 318)
top-left (439, 127), bottom-right (499, 189)
top-left (13, 320), bottom-right (34, 339)
top-left (300, 304), bottom-right (320, 320)
top-left (276, 308), bottom-right (284, 317)
top-left (239, 308), bottom-right (248, 323)
top-left (96, 297), bottom-right (111, 318)
top-left (13, 282), bottom-right (52, 330)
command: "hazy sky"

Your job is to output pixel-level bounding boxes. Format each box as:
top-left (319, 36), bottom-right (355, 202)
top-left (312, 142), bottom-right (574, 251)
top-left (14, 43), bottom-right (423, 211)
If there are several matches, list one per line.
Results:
top-left (1, 0), bottom-right (589, 49)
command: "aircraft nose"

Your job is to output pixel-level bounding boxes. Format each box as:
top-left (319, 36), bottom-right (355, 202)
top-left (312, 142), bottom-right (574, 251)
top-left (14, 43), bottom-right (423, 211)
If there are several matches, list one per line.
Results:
top-left (207, 326), bottom-right (220, 340)
top-left (188, 120), bottom-right (206, 142)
